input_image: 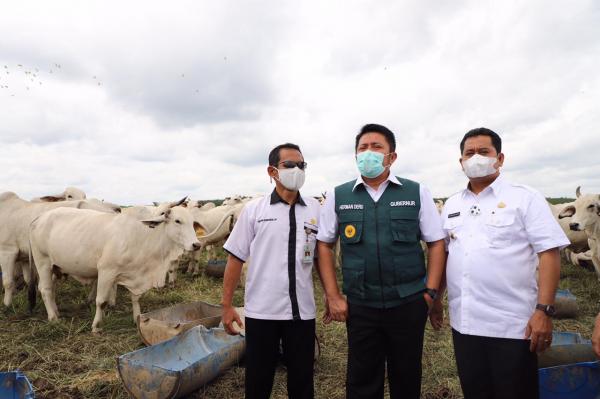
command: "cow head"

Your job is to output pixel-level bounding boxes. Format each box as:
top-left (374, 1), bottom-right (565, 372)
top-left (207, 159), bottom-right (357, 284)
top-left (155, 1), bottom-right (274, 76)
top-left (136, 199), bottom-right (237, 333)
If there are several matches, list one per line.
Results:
top-left (222, 195), bottom-right (243, 206)
top-left (77, 198), bottom-right (122, 213)
top-left (141, 205), bottom-right (201, 252)
top-left (39, 186), bottom-right (87, 202)
top-left (558, 187), bottom-right (600, 231)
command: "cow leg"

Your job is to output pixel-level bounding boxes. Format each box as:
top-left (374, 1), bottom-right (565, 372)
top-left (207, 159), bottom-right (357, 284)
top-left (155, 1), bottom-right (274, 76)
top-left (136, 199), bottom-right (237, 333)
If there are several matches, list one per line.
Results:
top-left (87, 280), bottom-right (97, 304)
top-left (109, 284), bottom-right (117, 307)
top-left (36, 262), bottom-right (60, 321)
top-left (167, 261), bottom-right (177, 287)
top-left (131, 293), bottom-right (141, 323)
top-left (91, 274), bottom-right (113, 333)
top-left (0, 250), bottom-right (19, 307)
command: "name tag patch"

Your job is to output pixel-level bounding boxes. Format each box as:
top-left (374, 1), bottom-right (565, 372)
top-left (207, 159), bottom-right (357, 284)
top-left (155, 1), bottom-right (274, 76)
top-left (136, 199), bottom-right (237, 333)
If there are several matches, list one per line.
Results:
top-left (257, 218), bottom-right (277, 223)
top-left (339, 204), bottom-right (364, 210)
top-left (390, 201), bottom-right (416, 207)
top-left (448, 212), bottom-right (460, 218)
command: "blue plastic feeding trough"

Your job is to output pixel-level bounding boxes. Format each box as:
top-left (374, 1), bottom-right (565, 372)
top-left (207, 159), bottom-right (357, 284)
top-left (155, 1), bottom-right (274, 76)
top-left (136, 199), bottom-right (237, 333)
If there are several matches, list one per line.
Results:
top-left (0, 371), bottom-right (35, 399)
top-left (539, 361), bottom-right (600, 399)
top-left (538, 331), bottom-right (600, 398)
top-left (117, 325), bottom-right (245, 399)
top-left (554, 289), bottom-right (578, 319)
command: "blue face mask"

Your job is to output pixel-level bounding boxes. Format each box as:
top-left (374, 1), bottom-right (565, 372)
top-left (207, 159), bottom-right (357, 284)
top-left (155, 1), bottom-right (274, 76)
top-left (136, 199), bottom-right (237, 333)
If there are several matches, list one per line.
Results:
top-left (356, 150), bottom-right (388, 178)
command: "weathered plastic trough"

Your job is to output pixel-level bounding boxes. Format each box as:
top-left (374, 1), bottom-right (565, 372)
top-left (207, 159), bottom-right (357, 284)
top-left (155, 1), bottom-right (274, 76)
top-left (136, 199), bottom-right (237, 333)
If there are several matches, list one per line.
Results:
top-left (538, 331), bottom-right (597, 368)
top-left (118, 325), bottom-right (246, 399)
top-left (0, 371), bottom-right (35, 399)
top-left (137, 301), bottom-right (223, 346)
top-left (538, 331), bottom-right (600, 398)
top-left (204, 259), bottom-right (227, 277)
top-left (553, 289), bottom-right (578, 319)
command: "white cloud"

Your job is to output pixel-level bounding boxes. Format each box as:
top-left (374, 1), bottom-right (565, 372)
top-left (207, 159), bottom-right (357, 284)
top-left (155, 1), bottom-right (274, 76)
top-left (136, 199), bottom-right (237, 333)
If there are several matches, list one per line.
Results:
top-left (1, 0), bottom-right (599, 204)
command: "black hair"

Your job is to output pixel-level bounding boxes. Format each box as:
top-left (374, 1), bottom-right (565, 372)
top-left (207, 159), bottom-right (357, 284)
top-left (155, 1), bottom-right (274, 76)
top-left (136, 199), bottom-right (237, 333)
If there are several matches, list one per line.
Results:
top-left (355, 124), bottom-right (396, 152)
top-left (268, 143), bottom-right (302, 166)
top-left (460, 127), bottom-right (502, 154)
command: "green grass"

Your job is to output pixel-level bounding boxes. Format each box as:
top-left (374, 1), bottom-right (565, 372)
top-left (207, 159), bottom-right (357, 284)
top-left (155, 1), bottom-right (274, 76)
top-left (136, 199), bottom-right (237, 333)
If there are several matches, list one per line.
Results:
top-left (1, 255), bottom-right (598, 398)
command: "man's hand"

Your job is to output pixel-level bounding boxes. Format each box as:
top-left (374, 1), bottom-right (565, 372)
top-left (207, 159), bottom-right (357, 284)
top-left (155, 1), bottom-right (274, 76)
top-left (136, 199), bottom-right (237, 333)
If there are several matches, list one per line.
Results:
top-left (429, 299), bottom-right (444, 330)
top-left (327, 293), bottom-right (348, 322)
top-left (222, 305), bottom-right (244, 335)
top-left (593, 313), bottom-right (600, 358)
top-left (525, 310), bottom-right (553, 353)
top-left (322, 295), bottom-right (333, 324)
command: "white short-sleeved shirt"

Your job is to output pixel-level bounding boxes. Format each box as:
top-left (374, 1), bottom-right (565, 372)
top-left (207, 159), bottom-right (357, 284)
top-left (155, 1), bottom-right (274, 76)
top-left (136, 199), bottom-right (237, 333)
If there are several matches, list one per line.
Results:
top-left (317, 174), bottom-right (445, 244)
top-left (442, 176), bottom-right (570, 339)
top-left (223, 190), bottom-right (320, 321)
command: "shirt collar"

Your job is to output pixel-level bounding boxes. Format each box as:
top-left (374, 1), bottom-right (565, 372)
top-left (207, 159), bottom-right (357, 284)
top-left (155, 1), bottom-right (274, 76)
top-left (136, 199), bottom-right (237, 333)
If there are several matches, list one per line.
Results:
top-left (270, 189), bottom-right (306, 206)
top-left (352, 173), bottom-right (402, 192)
top-left (462, 174), bottom-right (505, 199)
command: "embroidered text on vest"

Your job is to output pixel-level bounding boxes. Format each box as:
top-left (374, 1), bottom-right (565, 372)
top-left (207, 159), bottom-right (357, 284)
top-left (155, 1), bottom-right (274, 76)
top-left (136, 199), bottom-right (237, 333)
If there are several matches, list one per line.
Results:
top-left (390, 201), bottom-right (416, 207)
top-left (339, 204), bottom-right (364, 210)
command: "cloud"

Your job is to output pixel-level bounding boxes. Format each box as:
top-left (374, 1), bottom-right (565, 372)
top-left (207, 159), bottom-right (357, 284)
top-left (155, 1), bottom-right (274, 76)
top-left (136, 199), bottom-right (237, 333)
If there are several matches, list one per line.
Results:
top-left (1, 0), bottom-right (599, 204)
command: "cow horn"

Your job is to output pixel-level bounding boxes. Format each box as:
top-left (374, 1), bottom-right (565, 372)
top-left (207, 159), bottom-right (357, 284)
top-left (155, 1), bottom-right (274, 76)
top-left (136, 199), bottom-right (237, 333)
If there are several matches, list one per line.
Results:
top-left (576, 186), bottom-right (581, 198)
top-left (171, 196), bottom-right (188, 208)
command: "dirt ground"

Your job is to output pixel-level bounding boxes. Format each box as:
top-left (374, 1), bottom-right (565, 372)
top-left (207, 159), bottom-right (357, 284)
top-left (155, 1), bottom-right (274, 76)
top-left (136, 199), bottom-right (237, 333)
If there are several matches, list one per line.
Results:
top-left (1, 254), bottom-right (599, 398)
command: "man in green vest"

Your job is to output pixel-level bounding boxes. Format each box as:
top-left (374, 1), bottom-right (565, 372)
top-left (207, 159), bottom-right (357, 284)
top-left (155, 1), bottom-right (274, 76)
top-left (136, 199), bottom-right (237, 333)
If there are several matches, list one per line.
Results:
top-left (317, 123), bottom-right (446, 399)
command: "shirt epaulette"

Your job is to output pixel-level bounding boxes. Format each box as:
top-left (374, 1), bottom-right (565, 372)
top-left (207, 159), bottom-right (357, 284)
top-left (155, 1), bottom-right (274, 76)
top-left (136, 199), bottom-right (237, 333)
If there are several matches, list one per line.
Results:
top-left (509, 183), bottom-right (537, 194)
top-left (446, 190), bottom-right (464, 200)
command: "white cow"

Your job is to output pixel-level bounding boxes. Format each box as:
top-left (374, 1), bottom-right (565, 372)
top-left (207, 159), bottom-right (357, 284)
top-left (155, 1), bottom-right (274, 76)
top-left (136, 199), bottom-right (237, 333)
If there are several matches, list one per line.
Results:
top-left (185, 201), bottom-right (246, 274)
top-left (30, 187), bottom-right (87, 202)
top-left (549, 199), bottom-right (591, 268)
top-left (559, 187), bottom-right (600, 280)
top-left (29, 204), bottom-right (202, 332)
top-left (0, 192), bottom-right (120, 307)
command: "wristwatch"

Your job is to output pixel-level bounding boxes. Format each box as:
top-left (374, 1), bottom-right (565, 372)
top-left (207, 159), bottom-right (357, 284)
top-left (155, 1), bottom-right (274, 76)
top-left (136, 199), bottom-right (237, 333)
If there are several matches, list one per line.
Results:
top-left (425, 288), bottom-right (438, 301)
top-left (535, 303), bottom-right (556, 317)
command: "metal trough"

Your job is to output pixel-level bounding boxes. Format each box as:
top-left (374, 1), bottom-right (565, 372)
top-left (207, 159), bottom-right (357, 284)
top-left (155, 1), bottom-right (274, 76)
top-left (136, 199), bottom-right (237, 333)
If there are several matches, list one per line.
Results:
top-left (137, 301), bottom-right (223, 346)
top-left (0, 371), bottom-right (35, 399)
top-left (118, 325), bottom-right (245, 399)
top-left (205, 259), bottom-right (227, 277)
top-left (554, 289), bottom-right (578, 319)
top-left (538, 332), bottom-right (597, 369)
top-left (539, 361), bottom-right (600, 399)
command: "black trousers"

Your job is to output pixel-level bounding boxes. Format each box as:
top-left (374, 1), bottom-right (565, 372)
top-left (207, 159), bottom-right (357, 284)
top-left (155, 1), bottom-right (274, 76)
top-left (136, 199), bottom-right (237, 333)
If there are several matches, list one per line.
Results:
top-left (346, 297), bottom-right (429, 399)
top-left (452, 329), bottom-right (539, 399)
top-left (244, 317), bottom-right (315, 399)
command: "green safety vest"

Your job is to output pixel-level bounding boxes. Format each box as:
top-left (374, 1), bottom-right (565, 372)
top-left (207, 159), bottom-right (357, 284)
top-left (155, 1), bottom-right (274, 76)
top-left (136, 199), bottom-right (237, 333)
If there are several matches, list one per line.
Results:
top-left (335, 177), bottom-right (425, 308)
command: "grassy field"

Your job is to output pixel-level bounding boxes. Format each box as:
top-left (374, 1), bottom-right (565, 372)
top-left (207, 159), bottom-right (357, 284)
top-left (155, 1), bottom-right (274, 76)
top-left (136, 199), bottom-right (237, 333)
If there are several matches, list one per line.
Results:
top-left (1, 253), bottom-right (599, 399)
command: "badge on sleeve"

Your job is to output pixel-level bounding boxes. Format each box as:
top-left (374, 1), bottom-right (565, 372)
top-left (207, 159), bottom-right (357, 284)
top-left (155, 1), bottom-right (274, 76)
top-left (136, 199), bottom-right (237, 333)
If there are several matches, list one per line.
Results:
top-left (344, 225), bottom-right (356, 238)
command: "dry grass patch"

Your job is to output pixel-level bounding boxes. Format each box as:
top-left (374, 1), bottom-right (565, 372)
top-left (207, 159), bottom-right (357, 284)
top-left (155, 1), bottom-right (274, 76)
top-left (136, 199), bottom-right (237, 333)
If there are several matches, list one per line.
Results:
top-left (1, 257), bottom-right (598, 398)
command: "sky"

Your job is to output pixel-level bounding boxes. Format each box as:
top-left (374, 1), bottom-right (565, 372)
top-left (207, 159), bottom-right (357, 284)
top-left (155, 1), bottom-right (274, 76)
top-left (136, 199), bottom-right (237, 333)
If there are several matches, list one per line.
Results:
top-left (1, 0), bottom-right (599, 205)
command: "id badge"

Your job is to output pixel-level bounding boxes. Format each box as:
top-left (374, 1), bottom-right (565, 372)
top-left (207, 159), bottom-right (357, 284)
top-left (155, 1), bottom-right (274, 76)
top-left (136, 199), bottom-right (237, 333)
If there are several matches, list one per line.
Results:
top-left (302, 242), bottom-right (313, 265)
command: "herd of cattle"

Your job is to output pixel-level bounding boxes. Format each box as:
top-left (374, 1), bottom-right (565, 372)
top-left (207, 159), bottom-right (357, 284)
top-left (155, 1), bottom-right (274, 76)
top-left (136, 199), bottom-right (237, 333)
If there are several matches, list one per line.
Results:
top-left (0, 186), bottom-right (599, 333)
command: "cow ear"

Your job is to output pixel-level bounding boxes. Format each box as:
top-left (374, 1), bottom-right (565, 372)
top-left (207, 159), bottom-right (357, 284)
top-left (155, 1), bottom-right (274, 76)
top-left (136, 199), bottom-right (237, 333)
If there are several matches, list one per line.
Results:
top-left (141, 216), bottom-right (166, 228)
top-left (39, 195), bottom-right (65, 202)
top-left (558, 205), bottom-right (576, 219)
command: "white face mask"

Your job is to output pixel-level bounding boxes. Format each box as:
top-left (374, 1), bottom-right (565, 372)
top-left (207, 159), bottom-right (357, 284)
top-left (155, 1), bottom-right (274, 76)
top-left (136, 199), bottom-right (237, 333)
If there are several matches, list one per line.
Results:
top-left (275, 167), bottom-right (305, 191)
top-left (462, 154), bottom-right (498, 178)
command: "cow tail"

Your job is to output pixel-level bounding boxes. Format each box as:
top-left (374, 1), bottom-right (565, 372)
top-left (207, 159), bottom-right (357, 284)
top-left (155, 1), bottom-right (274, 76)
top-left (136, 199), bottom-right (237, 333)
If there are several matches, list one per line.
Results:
top-left (27, 219), bottom-right (39, 313)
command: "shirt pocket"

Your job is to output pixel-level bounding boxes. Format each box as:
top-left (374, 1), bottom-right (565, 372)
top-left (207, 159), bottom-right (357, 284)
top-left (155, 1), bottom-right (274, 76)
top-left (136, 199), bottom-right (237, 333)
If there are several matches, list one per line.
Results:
top-left (485, 212), bottom-right (517, 248)
top-left (443, 216), bottom-right (464, 247)
top-left (390, 208), bottom-right (420, 243)
top-left (338, 211), bottom-right (363, 244)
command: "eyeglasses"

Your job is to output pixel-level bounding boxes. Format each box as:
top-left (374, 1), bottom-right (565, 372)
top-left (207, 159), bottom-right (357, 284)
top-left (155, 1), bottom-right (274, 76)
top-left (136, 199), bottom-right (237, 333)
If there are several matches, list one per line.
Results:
top-left (278, 160), bottom-right (308, 170)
